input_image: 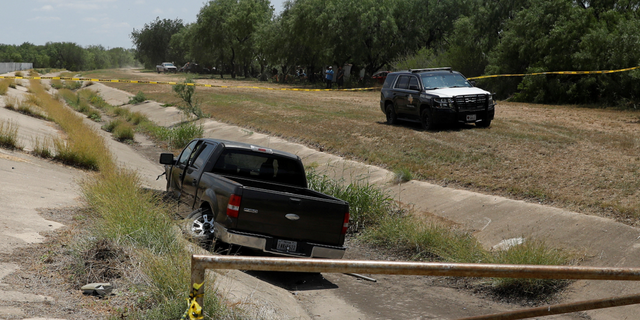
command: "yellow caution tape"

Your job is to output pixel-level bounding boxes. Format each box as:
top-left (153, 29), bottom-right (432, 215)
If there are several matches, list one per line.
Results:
top-left (181, 282), bottom-right (204, 320)
top-left (0, 75), bottom-right (375, 92)
top-left (468, 66), bottom-right (640, 80)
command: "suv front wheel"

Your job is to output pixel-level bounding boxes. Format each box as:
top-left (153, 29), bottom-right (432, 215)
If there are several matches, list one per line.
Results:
top-left (421, 109), bottom-right (436, 130)
top-left (386, 105), bottom-right (397, 125)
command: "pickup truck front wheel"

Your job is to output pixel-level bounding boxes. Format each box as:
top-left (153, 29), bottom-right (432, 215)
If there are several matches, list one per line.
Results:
top-left (184, 208), bottom-right (216, 245)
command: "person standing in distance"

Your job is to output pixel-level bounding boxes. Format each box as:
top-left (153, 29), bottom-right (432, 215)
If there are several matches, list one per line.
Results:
top-left (325, 66), bottom-right (334, 89)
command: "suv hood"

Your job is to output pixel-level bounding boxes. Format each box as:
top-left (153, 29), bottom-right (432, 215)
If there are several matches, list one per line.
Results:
top-left (426, 87), bottom-right (489, 97)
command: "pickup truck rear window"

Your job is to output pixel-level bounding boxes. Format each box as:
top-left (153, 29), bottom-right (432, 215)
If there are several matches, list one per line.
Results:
top-left (212, 149), bottom-right (306, 187)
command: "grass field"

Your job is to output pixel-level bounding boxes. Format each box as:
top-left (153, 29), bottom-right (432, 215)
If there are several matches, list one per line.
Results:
top-left (81, 69), bottom-right (640, 223)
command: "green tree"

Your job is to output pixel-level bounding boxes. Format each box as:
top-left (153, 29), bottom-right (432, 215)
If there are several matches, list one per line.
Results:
top-left (130, 17), bottom-right (185, 69)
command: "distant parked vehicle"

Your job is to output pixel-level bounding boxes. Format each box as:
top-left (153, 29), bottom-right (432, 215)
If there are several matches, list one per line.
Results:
top-left (156, 62), bottom-right (177, 73)
top-left (179, 62), bottom-right (210, 74)
top-left (372, 70), bottom-right (390, 84)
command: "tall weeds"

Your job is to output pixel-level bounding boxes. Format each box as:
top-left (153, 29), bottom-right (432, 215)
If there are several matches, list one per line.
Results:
top-left (0, 119), bottom-right (20, 150)
top-left (29, 79), bottom-right (113, 170)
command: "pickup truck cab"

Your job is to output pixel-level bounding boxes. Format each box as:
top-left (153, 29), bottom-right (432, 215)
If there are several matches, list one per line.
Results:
top-left (159, 138), bottom-right (349, 259)
top-left (380, 67), bottom-right (495, 130)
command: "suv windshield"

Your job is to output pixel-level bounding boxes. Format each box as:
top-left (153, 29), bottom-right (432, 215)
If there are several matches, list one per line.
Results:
top-left (421, 73), bottom-right (471, 90)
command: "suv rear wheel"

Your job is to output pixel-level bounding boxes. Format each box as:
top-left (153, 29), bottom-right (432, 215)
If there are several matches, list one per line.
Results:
top-left (421, 109), bottom-right (435, 130)
top-left (386, 105), bottom-right (397, 125)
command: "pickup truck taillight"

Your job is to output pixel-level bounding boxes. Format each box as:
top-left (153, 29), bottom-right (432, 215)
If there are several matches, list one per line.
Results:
top-left (226, 194), bottom-right (242, 218)
top-left (342, 212), bottom-right (350, 234)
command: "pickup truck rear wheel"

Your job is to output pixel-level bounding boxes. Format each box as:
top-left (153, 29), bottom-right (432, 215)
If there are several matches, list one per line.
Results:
top-left (184, 208), bottom-right (215, 245)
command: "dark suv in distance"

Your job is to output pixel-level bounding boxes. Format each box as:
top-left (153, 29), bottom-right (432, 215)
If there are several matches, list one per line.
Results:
top-left (380, 67), bottom-right (495, 130)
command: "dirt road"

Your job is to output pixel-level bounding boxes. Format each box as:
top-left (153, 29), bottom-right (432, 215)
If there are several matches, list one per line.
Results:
top-left (1, 70), bottom-right (640, 319)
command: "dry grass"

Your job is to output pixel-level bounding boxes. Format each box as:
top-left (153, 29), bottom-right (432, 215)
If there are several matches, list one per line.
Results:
top-left (82, 69), bottom-right (640, 223)
top-left (0, 79), bottom-right (11, 95)
top-left (0, 119), bottom-right (20, 150)
top-left (29, 79), bottom-right (113, 171)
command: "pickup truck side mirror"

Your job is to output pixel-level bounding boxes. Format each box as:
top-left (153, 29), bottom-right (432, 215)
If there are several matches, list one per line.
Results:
top-left (469, 80), bottom-right (477, 87)
top-left (159, 153), bottom-right (176, 165)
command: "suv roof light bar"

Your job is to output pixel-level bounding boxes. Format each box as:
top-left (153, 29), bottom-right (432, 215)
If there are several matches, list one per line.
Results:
top-left (409, 67), bottom-right (452, 73)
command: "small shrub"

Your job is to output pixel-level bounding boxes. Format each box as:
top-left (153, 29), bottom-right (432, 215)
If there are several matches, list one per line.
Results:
top-left (103, 119), bottom-right (123, 132)
top-left (112, 122), bottom-right (135, 141)
top-left (168, 122), bottom-right (204, 149)
top-left (113, 107), bottom-right (130, 117)
top-left (0, 119), bottom-right (20, 150)
top-left (393, 168), bottom-right (413, 183)
top-left (50, 79), bottom-right (63, 90)
top-left (88, 110), bottom-right (102, 122)
top-left (8, 81), bottom-right (16, 89)
top-left (64, 81), bottom-right (83, 90)
top-left (127, 111), bottom-right (145, 125)
top-left (128, 91), bottom-right (146, 104)
top-left (14, 71), bottom-right (23, 77)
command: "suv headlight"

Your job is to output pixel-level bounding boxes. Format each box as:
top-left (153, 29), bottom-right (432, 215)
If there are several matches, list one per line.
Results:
top-left (488, 95), bottom-right (495, 110)
top-left (433, 98), bottom-right (454, 109)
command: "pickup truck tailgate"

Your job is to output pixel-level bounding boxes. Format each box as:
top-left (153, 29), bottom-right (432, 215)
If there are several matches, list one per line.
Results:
top-left (236, 187), bottom-right (347, 246)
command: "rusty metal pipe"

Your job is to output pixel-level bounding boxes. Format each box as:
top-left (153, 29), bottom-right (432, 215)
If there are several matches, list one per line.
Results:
top-left (458, 293), bottom-right (640, 320)
top-left (192, 255), bottom-right (640, 280)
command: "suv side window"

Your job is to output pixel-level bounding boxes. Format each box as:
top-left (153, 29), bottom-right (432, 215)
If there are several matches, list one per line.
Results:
top-left (395, 75), bottom-right (409, 89)
top-left (382, 74), bottom-right (398, 89)
top-left (409, 77), bottom-right (419, 90)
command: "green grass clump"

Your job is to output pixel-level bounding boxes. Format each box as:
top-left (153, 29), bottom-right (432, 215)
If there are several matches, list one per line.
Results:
top-left (489, 241), bottom-right (573, 297)
top-left (113, 122), bottom-right (135, 141)
top-left (128, 91), bottom-right (147, 104)
top-left (363, 213), bottom-right (489, 263)
top-left (14, 71), bottom-right (23, 77)
top-left (32, 136), bottom-right (54, 158)
top-left (102, 119), bottom-right (123, 132)
top-left (50, 79), bottom-right (63, 89)
top-left (64, 81), bottom-right (83, 90)
top-left (0, 119), bottom-right (20, 150)
top-left (306, 168), bottom-right (396, 233)
top-left (393, 167), bottom-right (413, 183)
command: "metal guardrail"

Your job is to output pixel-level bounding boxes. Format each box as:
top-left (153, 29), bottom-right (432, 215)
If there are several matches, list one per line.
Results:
top-left (189, 255), bottom-right (640, 319)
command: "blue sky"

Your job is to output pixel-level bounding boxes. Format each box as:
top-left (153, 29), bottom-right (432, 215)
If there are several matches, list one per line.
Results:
top-left (2, 0), bottom-right (287, 49)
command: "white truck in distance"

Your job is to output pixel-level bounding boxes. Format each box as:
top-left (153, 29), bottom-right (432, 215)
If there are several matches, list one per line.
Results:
top-left (156, 62), bottom-right (177, 73)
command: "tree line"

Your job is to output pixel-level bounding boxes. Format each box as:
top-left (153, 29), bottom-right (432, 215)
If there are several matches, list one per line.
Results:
top-left (0, 42), bottom-right (138, 72)
top-left (125, 0), bottom-right (640, 105)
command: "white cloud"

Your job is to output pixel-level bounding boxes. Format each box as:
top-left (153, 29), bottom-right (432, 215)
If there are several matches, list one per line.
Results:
top-left (35, 5), bottom-right (55, 11)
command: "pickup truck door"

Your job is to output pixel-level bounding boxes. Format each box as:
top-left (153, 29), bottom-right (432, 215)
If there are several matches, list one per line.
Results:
top-left (181, 142), bottom-right (217, 209)
top-left (168, 140), bottom-right (200, 199)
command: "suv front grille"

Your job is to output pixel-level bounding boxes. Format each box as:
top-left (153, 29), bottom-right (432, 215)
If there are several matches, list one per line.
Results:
top-left (454, 95), bottom-right (487, 111)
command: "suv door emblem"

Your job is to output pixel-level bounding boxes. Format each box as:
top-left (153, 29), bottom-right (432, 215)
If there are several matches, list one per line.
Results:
top-left (285, 214), bottom-right (300, 221)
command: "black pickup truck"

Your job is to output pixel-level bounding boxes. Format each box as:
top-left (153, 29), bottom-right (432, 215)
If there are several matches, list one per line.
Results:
top-left (159, 138), bottom-right (349, 259)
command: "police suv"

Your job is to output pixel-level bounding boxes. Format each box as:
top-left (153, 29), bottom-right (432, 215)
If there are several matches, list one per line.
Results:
top-left (380, 67), bottom-right (495, 130)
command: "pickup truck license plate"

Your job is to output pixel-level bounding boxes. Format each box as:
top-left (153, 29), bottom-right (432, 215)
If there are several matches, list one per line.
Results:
top-left (277, 240), bottom-right (297, 252)
top-left (466, 114), bottom-right (476, 121)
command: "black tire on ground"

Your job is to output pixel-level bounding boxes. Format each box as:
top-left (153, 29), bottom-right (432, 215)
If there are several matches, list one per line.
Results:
top-left (184, 208), bottom-right (216, 246)
top-left (477, 118), bottom-right (492, 128)
top-left (386, 105), bottom-right (397, 125)
top-left (421, 109), bottom-right (435, 130)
